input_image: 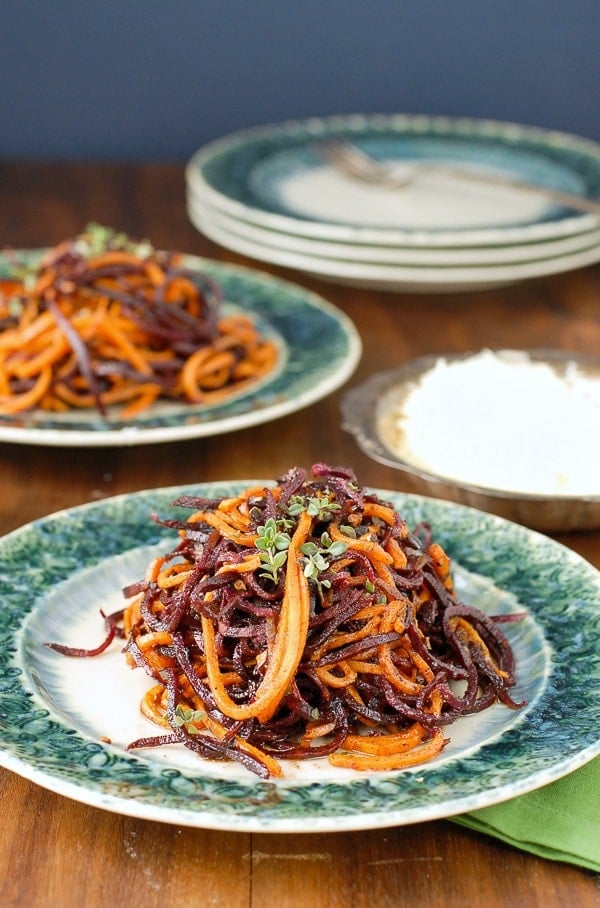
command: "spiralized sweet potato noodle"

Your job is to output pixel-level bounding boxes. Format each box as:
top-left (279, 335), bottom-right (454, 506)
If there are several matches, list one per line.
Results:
top-left (0, 227), bottom-right (278, 419)
top-left (47, 464), bottom-right (525, 779)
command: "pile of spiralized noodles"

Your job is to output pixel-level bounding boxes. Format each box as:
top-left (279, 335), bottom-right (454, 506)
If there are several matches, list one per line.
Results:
top-left (0, 224), bottom-right (277, 419)
top-left (49, 463), bottom-right (525, 779)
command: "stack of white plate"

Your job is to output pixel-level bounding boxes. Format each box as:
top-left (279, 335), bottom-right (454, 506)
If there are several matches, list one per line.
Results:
top-left (186, 114), bottom-right (600, 293)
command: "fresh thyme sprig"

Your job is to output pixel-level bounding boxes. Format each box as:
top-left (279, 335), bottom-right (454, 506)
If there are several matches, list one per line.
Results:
top-left (76, 222), bottom-right (154, 260)
top-left (299, 531), bottom-right (348, 593)
top-left (287, 494), bottom-right (341, 521)
top-left (255, 517), bottom-right (291, 583)
top-left (253, 497), bottom-right (349, 588)
top-left (174, 704), bottom-right (207, 733)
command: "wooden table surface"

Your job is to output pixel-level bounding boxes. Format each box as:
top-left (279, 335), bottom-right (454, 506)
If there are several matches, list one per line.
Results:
top-left (0, 161), bottom-right (599, 907)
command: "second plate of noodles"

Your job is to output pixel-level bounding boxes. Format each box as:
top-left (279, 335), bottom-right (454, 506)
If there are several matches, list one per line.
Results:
top-left (0, 229), bottom-right (361, 446)
top-left (0, 224), bottom-right (278, 419)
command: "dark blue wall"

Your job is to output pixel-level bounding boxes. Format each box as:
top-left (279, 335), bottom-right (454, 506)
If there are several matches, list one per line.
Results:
top-left (2, 1), bottom-right (598, 161)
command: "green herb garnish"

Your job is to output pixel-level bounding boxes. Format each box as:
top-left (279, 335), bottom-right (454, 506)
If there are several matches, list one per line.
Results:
top-left (287, 493), bottom-right (341, 521)
top-left (174, 704), bottom-right (207, 733)
top-left (299, 531), bottom-right (348, 594)
top-left (255, 517), bottom-right (291, 583)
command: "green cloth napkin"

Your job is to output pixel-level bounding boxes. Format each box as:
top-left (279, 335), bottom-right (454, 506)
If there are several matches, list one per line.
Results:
top-left (451, 756), bottom-right (600, 872)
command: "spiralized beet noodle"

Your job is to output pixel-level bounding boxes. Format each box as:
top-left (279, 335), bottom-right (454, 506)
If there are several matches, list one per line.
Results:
top-left (47, 464), bottom-right (526, 779)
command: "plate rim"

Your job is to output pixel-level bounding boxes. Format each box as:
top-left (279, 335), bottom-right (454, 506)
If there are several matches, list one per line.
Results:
top-left (1, 481), bottom-right (599, 832)
top-left (187, 190), bottom-right (600, 266)
top-left (187, 203), bottom-right (600, 292)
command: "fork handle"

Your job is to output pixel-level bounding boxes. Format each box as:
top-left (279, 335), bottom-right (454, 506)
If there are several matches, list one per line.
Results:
top-left (416, 163), bottom-right (600, 215)
top-left (320, 141), bottom-right (600, 216)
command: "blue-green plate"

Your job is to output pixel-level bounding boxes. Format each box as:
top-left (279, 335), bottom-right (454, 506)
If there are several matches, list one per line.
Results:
top-left (186, 114), bottom-right (600, 247)
top-left (0, 253), bottom-right (361, 447)
top-left (1, 482), bottom-right (599, 832)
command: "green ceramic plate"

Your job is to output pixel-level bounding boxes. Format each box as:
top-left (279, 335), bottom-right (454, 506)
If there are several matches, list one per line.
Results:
top-left (186, 114), bottom-right (600, 246)
top-left (1, 482), bottom-right (599, 831)
top-left (0, 253), bottom-right (361, 447)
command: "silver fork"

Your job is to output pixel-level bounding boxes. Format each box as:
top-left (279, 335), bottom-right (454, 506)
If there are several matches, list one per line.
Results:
top-left (318, 140), bottom-right (600, 216)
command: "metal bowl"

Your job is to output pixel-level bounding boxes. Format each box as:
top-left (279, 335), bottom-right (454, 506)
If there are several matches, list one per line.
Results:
top-left (341, 349), bottom-right (600, 532)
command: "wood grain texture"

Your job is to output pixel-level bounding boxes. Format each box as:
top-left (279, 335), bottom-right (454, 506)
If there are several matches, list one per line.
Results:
top-left (0, 161), bottom-right (599, 907)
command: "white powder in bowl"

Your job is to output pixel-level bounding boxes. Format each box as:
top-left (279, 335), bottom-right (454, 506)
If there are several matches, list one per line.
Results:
top-left (384, 350), bottom-right (600, 497)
